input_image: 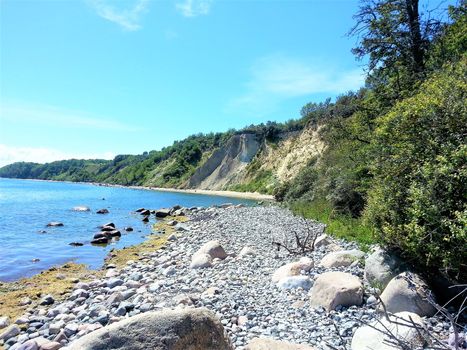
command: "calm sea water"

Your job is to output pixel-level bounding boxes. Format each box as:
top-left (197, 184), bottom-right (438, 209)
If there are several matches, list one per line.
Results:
top-left (0, 178), bottom-right (254, 282)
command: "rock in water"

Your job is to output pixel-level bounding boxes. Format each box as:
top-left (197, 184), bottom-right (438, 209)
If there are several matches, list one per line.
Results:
top-left (46, 222), bottom-right (63, 227)
top-left (379, 272), bottom-right (436, 317)
top-left (351, 312), bottom-right (424, 350)
top-left (72, 206), bottom-right (90, 212)
top-left (96, 208), bottom-right (109, 214)
top-left (246, 337), bottom-right (316, 349)
top-left (155, 208), bottom-right (171, 218)
top-left (67, 308), bottom-right (233, 350)
top-left (309, 271), bottom-right (363, 311)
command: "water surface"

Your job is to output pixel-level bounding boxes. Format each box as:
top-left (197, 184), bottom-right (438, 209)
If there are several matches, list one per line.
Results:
top-left (0, 178), bottom-right (254, 281)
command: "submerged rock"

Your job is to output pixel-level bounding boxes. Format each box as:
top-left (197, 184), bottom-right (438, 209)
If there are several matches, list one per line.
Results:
top-left (72, 206), bottom-right (90, 212)
top-left (46, 222), bottom-right (63, 227)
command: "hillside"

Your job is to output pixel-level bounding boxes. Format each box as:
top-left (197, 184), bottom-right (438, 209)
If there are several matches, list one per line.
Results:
top-left (0, 119), bottom-right (319, 194)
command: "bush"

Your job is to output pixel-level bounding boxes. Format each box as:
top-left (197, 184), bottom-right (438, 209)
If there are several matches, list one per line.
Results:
top-left (366, 57), bottom-right (467, 281)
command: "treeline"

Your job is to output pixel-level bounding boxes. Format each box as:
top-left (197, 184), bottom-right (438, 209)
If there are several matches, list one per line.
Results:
top-left (277, 1), bottom-right (466, 282)
top-left (0, 118), bottom-right (308, 187)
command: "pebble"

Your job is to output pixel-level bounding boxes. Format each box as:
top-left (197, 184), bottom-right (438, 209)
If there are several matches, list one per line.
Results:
top-left (2, 206), bottom-right (453, 350)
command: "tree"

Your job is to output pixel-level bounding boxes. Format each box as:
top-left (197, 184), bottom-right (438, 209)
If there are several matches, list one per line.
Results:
top-left (350, 0), bottom-right (444, 99)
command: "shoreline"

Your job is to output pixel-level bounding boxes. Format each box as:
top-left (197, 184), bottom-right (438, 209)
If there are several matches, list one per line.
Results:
top-left (2, 177), bottom-right (275, 202)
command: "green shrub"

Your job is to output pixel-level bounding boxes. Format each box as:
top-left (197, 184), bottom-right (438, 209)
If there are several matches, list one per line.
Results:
top-left (366, 57), bottom-right (467, 281)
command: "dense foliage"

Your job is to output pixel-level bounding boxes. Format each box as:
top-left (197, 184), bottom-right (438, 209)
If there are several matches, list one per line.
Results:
top-left (278, 0), bottom-right (466, 281)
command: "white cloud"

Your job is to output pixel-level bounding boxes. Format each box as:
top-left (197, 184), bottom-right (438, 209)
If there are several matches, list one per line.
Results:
top-left (87, 0), bottom-right (150, 31)
top-left (176, 0), bottom-right (212, 17)
top-left (0, 101), bottom-right (140, 132)
top-left (228, 54), bottom-right (365, 116)
top-left (0, 144), bottom-right (115, 168)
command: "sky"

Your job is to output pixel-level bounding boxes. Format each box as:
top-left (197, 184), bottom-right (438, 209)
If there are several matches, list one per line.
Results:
top-left (1, 0), bottom-right (371, 166)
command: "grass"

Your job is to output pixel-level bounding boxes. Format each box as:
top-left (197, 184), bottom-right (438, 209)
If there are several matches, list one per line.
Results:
top-left (290, 199), bottom-right (376, 249)
top-left (229, 170), bottom-right (275, 194)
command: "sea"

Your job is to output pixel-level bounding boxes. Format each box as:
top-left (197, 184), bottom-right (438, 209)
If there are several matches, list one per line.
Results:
top-left (0, 178), bottom-right (254, 282)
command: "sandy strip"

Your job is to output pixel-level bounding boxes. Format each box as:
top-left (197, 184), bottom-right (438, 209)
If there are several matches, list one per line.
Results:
top-left (144, 187), bottom-right (274, 201)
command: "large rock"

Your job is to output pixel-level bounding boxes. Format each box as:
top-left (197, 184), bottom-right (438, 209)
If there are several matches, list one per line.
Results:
top-left (195, 240), bottom-right (227, 260)
top-left (67, 308), bottom-right (232, 350)
top-left (309, 272), bottom-right (363, 311)
top-left (190, 253), bottom-right (213, 269)
top-left (271, 257), bottom-right (314, 283)
top-left (319, 249), bottom-right (365, 268)
top-left (379, 272), bottom-right (436, 317)
top-left (351, 312), bottom-right (424, 350)
top-left (155, 208), bottom-right (171, 218)
top-left (364, 247), bottom-right (402, 289)
top-left (246, 338), bottom-right (316, 349)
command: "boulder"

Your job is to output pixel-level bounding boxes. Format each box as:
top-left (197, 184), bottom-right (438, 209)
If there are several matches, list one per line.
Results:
top-left (309, 272), bottom-right (363, 311)
top-left (379, 272), bottom-right (436, 317)
top-left (139, 209), bottom-right (151, 216)
top-left (107, 230), bottom-right (121, 237)
top-left (246, 338), bottom-right (316, 349)
top-left (124, 227), bottom-right (133, 232)
top-left (46, 222), bottom-right (63, 227)
top-left (190, 253), bottom-right (213, 269)
top-left (103, 222), bottom-right (116, 228)
top-left (271, 257), bottom-right (314, 283)
top-left (91, 237), bottom-right (108, 244)
top-left (155, 208), bottom-right (171, 218)
top-left (67, 308), bottom-right (232, 350)
top-left (195, 240), bottom-right (227, 260)
top-left (351, 312), bottom-right (424, 350)
top-left (364, 247), bottom-right (402, 289)
top-left (135, 208), bottom-right (145, 213)
top-left (0, 324), bottom-right (20, 341)
top-left (72, 206), bottom-right (90, 212)
top-left (277, 276), bottom-right (313, 290)
top-left (96, 208), bottom-right (109, 214)
top-left (319, 249), bottom-right (365, 268)
top-left (69, 242), bottom-right (84, 246)
top-left (101, 226), bottom-right (115, 232)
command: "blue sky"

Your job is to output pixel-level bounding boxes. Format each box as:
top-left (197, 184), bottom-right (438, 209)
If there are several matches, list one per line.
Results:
top-left (1, 0), bottom-right (371, 166)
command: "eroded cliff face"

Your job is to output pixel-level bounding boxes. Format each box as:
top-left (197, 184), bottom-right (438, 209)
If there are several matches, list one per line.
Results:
top-left (185, 126), bottom-right (324, 192)
top-left (186, 133), bottom-right (261, 190)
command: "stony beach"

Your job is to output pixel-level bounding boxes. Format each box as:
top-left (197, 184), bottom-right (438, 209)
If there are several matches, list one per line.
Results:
top-left (0, 205), bottom-right (456, 350)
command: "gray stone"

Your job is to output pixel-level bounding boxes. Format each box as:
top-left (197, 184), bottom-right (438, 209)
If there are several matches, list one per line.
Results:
top-left (67, 308), bottom-right (232, 350)
top-left (351, 312), bottom-right (424, 350)
top-left (277, 276), bottom-right (313, 290)
top-left (379, 272), bottom-right (436, 317)
top-left (319, 249), bottom-right (365, 268)
top-left (0, 324), bottom-right (20, 341)
top-left (309, 272), bottom-right (363, 311)
top-left (364, 247), bottom-right (402, 289)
